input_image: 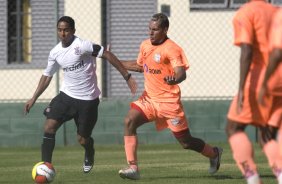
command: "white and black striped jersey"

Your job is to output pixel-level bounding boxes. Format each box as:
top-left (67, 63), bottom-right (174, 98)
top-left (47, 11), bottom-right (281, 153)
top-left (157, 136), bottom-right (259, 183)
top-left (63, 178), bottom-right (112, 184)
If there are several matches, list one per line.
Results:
top-left (43, 36), bottom-right (104, 100)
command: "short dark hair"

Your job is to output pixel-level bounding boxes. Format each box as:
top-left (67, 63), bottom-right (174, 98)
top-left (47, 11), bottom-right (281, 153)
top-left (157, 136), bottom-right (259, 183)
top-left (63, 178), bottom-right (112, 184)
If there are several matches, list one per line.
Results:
top-left (151, 13), bottom-right (169, 29)
top-left (57, 16), bottom-right (75, 29)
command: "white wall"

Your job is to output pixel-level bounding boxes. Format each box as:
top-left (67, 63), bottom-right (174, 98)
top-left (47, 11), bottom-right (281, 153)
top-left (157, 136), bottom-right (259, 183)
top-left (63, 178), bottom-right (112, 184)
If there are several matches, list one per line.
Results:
top-left (0, 0), bottom-right (102, 102)
top-left (158, 0), bottom-right (239, 99)
top-left (1, 1), bottom-right (240, 102)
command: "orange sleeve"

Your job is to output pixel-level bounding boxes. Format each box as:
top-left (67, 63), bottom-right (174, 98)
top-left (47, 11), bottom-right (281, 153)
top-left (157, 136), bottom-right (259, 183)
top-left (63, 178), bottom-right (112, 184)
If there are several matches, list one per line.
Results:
top-left (166, 45), bottom-right (189, 70)
top-left (233, 7), bottom-right (254, 46)
top-left (269, 10), bottom-right (282, 50)
top-left (136, 42), bottom-right (145, 67)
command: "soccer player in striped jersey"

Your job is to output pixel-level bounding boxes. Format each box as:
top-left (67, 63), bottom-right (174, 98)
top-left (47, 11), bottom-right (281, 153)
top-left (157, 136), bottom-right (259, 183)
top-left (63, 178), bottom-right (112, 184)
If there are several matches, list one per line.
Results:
top-left (24, 16), bottom-right (137, 173)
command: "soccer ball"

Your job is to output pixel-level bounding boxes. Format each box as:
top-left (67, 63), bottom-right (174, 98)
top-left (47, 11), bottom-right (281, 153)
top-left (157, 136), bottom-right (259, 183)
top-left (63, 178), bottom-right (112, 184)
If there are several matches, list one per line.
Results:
top-left (32, 162), bottom-right (56, 183)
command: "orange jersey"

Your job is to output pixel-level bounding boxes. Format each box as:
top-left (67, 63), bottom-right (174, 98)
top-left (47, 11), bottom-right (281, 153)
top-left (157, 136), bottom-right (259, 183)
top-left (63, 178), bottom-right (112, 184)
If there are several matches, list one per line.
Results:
top-left (233, 0), bottom-right (277, 68)
top-left (228, 0), bottom-right (277, 125)
top-left (268, 9), bottom-right (282, 96)
top-left (136, 39), bottom-right (189, 103)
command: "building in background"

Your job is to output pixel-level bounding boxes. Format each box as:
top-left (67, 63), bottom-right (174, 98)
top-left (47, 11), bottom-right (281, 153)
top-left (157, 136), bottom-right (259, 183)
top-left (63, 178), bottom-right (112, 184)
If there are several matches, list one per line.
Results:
top-left (0, 0), bottom-right (254, 102)
top-left (1, 0), bottom-right (279, 146)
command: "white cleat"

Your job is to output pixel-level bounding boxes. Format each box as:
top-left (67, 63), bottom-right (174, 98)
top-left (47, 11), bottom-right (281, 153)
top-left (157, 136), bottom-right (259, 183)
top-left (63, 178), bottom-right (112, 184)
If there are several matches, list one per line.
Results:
top-left (119, 166), bottom-right (141, 180)
top-left (209, 147), bottom-right (223, 174)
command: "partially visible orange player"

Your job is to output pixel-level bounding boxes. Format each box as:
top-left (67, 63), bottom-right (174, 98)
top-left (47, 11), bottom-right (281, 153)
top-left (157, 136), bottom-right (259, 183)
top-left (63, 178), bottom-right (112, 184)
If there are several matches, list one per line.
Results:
top-left (258, 8), bottom-right (282, 181)
top-left (225, 0), bottom-right (281, 183)
top-left (117, 13), bottom-right (223, 180)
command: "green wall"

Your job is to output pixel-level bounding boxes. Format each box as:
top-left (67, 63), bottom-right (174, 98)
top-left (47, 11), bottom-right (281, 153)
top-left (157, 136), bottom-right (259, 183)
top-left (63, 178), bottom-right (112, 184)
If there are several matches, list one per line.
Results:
top-left (0, 100), bottom-right (256, 147)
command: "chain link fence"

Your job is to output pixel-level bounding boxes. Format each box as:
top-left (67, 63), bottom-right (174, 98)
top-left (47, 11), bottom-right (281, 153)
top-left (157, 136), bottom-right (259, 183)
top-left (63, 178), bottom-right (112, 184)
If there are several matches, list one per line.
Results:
top-left (0, 0), bottom-right (240, 103)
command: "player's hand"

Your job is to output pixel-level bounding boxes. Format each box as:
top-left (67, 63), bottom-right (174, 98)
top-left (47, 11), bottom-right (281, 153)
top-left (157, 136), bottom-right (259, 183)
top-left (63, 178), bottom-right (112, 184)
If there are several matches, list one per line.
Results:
top-left (164, 75), bottom-right (176, 85)
top-left (24, 98), bottom-right (35, 115)
top-left (126, 77), bottom-right (137, 95)
top-left (258, 85), bottom-right (268, 107)
top-left (106, 44), bottom-right (111, 51)
top-left (236, 90), bottom-right (244, 114)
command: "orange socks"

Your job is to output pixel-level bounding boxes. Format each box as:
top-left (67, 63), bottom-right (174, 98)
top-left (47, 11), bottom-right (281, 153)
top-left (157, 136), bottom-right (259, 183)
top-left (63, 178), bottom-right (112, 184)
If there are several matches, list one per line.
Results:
top-left (229, 132), bottom-right (258, 177)
top-left (124, 136), bottom-right (138, 168)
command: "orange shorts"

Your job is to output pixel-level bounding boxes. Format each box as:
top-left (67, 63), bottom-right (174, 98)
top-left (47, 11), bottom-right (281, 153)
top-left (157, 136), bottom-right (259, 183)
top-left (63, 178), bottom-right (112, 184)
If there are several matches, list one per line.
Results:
top-left (227, 66), bottom-right (273, 126)
top-left (131, 92), bottom-right (188, 132)
top-left (227, 93), bottom-right (271, 126)
top-left (268, 96), bottom-right (282, 128)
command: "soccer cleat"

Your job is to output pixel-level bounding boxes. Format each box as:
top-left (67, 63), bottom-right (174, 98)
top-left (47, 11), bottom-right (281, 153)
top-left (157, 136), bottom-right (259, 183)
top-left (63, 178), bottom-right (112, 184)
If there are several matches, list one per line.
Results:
top-left (119, 166), bottom-right (141, 180)
top-left (209, 147), bottom-right (223, 174)
top-left (83, 139), bottom-right (95, 173)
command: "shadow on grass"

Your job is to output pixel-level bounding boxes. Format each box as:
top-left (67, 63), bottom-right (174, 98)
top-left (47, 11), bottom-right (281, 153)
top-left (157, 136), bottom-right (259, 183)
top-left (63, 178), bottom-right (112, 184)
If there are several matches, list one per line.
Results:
top-left (145, 174), bottom-right (243, 180)
top-left (145, 173), bottom-right (275, 181)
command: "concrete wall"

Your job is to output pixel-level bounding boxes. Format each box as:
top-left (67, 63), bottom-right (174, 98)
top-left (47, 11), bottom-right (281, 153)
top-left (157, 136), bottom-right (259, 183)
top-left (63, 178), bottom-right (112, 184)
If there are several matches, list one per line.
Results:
top-left (0, 100), bottom-right (257, 147)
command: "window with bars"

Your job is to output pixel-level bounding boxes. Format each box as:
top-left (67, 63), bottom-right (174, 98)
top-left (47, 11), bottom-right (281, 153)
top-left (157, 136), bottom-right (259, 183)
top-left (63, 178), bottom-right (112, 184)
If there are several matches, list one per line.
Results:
top-left (8, 0), bottom-right (32, 64)
top-left (190, 0), bottom-right (281, 9)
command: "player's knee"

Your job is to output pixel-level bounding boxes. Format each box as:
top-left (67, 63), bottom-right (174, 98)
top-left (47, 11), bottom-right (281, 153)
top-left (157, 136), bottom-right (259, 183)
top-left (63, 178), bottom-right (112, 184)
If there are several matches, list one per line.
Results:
top-left (181, 137), bottom-right (205, 153)
top-left (225, 119), bottom-right (246, 138)
top-left (259, 126), bottom-right (278, 145)
top-left (124, 116), bottom-right (135, 130)
top-left (77, 135), bottom-right (86, 145)
top-left (44, 120), bottom-right (59, 134)
top-left (180, 142), bottom-right (191, 150)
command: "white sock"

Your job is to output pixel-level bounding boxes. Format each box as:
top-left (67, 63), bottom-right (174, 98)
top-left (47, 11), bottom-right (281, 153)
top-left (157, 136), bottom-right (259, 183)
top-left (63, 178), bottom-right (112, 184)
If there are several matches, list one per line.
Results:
top-left (247, 174), bottom-right (261, 184)
top-left (278, 172), bottom-right (282, 184)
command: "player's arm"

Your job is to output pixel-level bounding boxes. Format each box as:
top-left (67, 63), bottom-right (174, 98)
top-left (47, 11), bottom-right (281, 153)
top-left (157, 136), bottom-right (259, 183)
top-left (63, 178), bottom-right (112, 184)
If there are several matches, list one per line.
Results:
top-left (96, 47), bottom-right (137, 94)
top-left (239, 43), bottom-right (253, 92)
top-left (237, 43), bottom-right (253, 112)
top-left (120, 60), bottom-right (144, 73)
top-left (164, 66), bottom-right (186, 85)
top-left (258, 48), bottom-right (282, 105)
top-left (262, 48), bottom-right (282, 87)
top-left (24, 75), bottom-right (53, 114)
top-left (104, 44), bottom-right (143, 73)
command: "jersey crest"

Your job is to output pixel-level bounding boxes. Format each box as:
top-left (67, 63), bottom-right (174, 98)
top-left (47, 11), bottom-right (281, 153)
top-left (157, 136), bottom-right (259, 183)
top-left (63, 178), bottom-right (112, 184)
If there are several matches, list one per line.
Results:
top-left (74, 46), bottom-right (81, 55)
top-left (154, 53), bottom-right (161, 63)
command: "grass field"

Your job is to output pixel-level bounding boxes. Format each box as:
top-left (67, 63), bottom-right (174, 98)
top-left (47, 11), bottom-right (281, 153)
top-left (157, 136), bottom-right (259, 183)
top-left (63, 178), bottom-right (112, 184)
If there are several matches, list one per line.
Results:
top-left (0, 143), bottom-right (277, 184)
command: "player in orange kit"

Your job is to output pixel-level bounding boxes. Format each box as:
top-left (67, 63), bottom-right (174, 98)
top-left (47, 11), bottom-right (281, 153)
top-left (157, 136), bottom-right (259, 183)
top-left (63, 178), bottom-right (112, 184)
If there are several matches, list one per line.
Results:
top-left (258, 9), bottom-right (282, 183)
top-left (117, 13), bottom-right (223, 180)
top-left (225, 0), bottom-right (281, 183)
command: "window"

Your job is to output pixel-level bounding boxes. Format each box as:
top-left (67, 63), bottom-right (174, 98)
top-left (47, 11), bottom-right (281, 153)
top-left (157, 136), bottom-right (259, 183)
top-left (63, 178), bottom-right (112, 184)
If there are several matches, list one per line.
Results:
top-left (229, 0), bottom-right (248, 8)
top-left (271, 0), bottom-right (282, 5)
top-left (190, 0), bottom-right (228, 9)
top-left (161, 4), bottom-right (171, 17)
top-left (190, 0), bottom-right (281, 9)
top-left (8, 0), bottom-right (32, 64)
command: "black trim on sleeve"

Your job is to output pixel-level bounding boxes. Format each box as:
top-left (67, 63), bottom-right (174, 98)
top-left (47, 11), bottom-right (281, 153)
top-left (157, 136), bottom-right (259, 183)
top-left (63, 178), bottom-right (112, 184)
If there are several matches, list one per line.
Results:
top-left (92, 44), bottom-right (102, 57)
top-left (124, 73), bottom-right (132, 81)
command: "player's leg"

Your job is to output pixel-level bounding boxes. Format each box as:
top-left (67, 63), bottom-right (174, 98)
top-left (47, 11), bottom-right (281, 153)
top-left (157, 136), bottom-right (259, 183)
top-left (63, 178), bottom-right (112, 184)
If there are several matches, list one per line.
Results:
top-left (164, 101), bottom-right (222, 174)
top-left (75, 97), bottom-right (99, 173)
top-left (278, 126), bottom-right (282, 184)
top-left (41, 93), bottom-right (71, 163)
top-left (226, 119), bottom-right (261, 184)
top-left (77, 135), bottom-right (95, 173)
top-left (261, 98), bottom-right (282, 182)
top-left (41, 119), bottom-right (62, 163)
top-left (119, 105), bottom-right (149, 180)
top-left (259, 126), bottom-right (282, 177)
top-left (173, 128), bottom-right (223, 174)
